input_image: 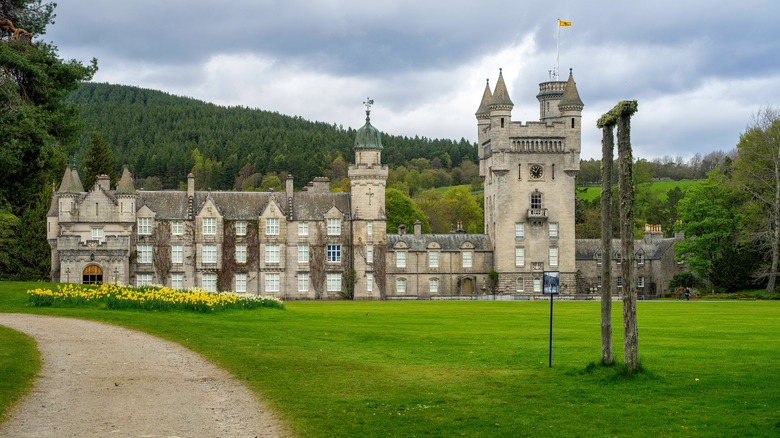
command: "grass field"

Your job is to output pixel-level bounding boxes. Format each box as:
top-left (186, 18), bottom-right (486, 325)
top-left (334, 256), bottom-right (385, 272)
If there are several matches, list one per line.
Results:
top-left (1, 281), bottom-right (779, 436)
top-left (577, 180), bottom-right (704, 202)
top-left (0, 324), bottom-right (39, 423)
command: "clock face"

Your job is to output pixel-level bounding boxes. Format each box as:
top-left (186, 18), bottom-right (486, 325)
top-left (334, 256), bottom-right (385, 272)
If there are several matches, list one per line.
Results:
top-left (529, 164), bottom-right (544, 179)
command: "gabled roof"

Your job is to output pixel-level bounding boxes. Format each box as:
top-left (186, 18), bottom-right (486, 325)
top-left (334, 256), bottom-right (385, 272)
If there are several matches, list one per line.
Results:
top-left (387, 233), bottom-right (491, 252)
top-left (575, 238), bottom-right (676, 261)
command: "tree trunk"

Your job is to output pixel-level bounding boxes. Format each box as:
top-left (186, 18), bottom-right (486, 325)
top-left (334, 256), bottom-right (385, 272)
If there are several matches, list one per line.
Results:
top-left (769, 158), bottom-right (780, 292)
top-left (617, 110), bottom-right (638, 371)
top-left (600, 125), bottom-right (614, 366)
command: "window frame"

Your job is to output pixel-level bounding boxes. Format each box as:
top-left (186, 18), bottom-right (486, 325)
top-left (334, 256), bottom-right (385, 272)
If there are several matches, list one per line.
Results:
top-left (235, 244), bottom-right (247, 264)
top-left (327, 244), bottom-right (342, 263)
top-left (515, 247), bottom-right (525, 267)
top-left (265, 217), bottom-right (280, 236)
top-left (202, 217), bottom-right (216, 236)
top-left (202, 273), bottom-right (217, 291)
top-left (235, 272), bottom-right (247, 293)
top-left (396, 251), bottom-right (407, 268)
top-left (327, 218), bottom-right (341, 236)
top-left (462, 251), bottom-right (473, 268)
top-left (327, 272), bottom-right (341, 292)
top-left (265, 273), bottom-right (280, 292)
top-left (202, 244), bottom-right (217, 264)
top-left (235, 221), bottom-right (247, 236)
top-left (171, 221), bottom-right (184, 236)
top-left (428, 251), bottom-right (439, 269)
top-left (171, 244), bottom-right (183, 264)
top-left (265, 244), bottom-right (281, 264)
top-left (137, 244), bottom-right (153, 264)
top-left (549, 247), bottom-right (559, 267)
top-left (549, 222), bottom-right (559, 239)
top-left (298, 243), bottom-right (309, 264)
top-left (515, 222), bottom-right (525, 239)
top-left (137, 217), bottom-right (152, 236)
top-left (298, 272), bottom-right (309, 292)
top-left (136, 273), bottom-right (153, 287)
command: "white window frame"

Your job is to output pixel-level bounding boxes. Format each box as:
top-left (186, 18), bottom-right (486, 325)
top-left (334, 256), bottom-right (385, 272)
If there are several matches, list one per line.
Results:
top-left (549, 247), bottom-right (559, 267)
top-left (617, 276), bottom-right (623, 288)
top-left (549, 222), bottom-right (558, 239)
top-left (515, 222), bottom-right (524, 239)
top-left (637, 253), bottom-right (645, 265)
top-left (137, 244), bottom-right (152, 264)
top-left (202, 273), bottom-right (217, 291)
top-left (137, 217), bottom-right (152, 236)
top-left (366, 272), bottom-right (373, 293)
top-left (462, 251), bottom-right (473, 268)
top-left (266, 217), bottom-right (279, 236)
top-left (515, 247), bottom-right (525, 267)
top-left (265, 244), bottom-right (280, 264)
top-left (366, 244), bottom-right (373, 264)
top-left (367, 221), bottom-right (373, 236)
top-left (136, 273), bottom-right (153, 287)
top-left (638, 276), bottom-right (645, 288)
top-left (171, 272), bottom-right (184, 290)
top-left (171, 244), bottom-right (183, 264)
top-left (91, 227), bottom-right (104, 243)
top-left (396, 251), bottom-right (407, 268)
top-left (428, 251), bottom-right (439, 269)
top-left (533, 277), bottom-right (542, 293)
top-left (396, 278), bottom-right (407, 294)
top-left (171, 221), bottom-right (183, 235)
top-left (298, 221), bottom-right (309, 236)
top-left (327, 272), bottom-right (341, 292)
top-left (235, 221), bottom-right (247, 236)
top-left (202, 244), bottom-right (217, 264)
top-left (235, 272), bottom-right (247, 293)
top-left (298, 243), bottom-right (309, 263)
top-left (327, 218), bottom-right (341, 236)
top-left (516, 277), bottom-right (525, 292)
top-left (202, 217), bottom-right (216, 236)
top-left (236, 244), bottom-right (247, 264)
top-left (429, 278), bottom-right (439, 293)
top-left (327, 244), bottom-right (341, 263)
top-left (298, 273), bottom-right (309, 292)
top-left (265, 273), bottom-right (280, 292)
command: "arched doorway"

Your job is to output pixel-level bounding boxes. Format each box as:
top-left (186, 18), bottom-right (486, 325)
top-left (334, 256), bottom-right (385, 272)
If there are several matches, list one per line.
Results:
top-left (82, 265), bottom-right (103, 285)
top-left (462, 277), bottom-right (474, 295)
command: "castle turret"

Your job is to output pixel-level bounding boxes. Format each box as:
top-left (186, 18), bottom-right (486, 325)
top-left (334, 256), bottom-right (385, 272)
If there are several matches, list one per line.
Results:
top-left (475, 79), bottom-right (492, 177)
top-left (488, 69), bottom-right (513, 140)
top-left (558, 69), bottom-right (584, 170)
top-left (116, 165), bottom-right (136, 222)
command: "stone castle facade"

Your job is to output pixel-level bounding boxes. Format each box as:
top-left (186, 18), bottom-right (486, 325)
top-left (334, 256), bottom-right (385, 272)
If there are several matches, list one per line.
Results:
top-left (48, 71), bottom-right (680, 299)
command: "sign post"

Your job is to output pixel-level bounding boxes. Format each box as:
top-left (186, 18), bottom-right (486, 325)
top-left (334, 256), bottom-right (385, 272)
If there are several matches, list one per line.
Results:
top-left (543, 271), bottom-right (560, 367)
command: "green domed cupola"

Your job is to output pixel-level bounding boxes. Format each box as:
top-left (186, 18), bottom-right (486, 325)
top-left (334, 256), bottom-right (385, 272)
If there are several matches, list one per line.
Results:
top-left (354, 97), bottom-right (383, 150)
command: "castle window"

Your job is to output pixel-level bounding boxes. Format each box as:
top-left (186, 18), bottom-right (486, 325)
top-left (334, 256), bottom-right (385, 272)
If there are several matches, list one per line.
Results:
top-left (638, 276), bottom-right (645, 288)
top-left (266, 244), bottom-right (281, 264)
top-left (298, 273), bottom-right (309, 292)
top-left (266, 218), bottom-right (279, 236)
top-left (298, 243), bottom-right (309, 263)
top-left (202, 244), bottom-right (217, 264)
top-left (235, 273), bottom-right (247, 293)
top-left (171, 244), bottom-right (183, 264)
top-left (552, 164), bottom-right (555, 180)
top-left (236, 244), bottom-right (247, 264)
top-left (265, 273), bottom-right (280, 292)
top-left (636, 253), bottom-right (645, 265)
top-left (530, 192), bottom-right (542, 210)
top-left (366, 273), bottom-right (374, 293)
top-left (396, 251), bottom-right (407, 268)
top-left (616, 252), bottom-right (622, 265)
top-left (596, 251), bottom-right (603, 266)
top-left (138, 217), bottom-right (152, 235)
top-left (515, 222), bottom-right (525, 239)
top-left (327, 244), bottom-right (341, 263)
top-left (533, 277), bottom-right (542, 293)
top-left (235, 221), bottom-right (247, 236)
top-left (367, 221), bottom-right (373, 236)
top-left (617, 276), bottom-right (623, 289)
top-left (462, 251), bottom-right (473, 268)
top-left (396, 278), bottom-right (407, 294)
top-left (516, 277), bottom-right (525, 292)
top-left (137, 273), bottom-right (153, 287)
top-left (202, 273), bottom-right (217, 291)
top-left (91, 227), bottom-right (103, 243)
top-left (171, 272), bottom-right (183, 290)
top-left (428, 251), bottom-right (439, 269)
top-left (171, 221), bottom-right (183, 235)
top-left (137, 244), bottom-right (152, 264)
top-left (327, 272), bottom-right (341, 292)
top-left (549, 247), bottom-right (559, 267)
top-left (429, 278), bottom-right (439, 293)
top-left (202, 218), bottom-right (216, 236)
top-left (298, 221), bottom-right (309, 236)
top-left (549, 222), bottom-right (558, 239)
top-left (327, 218), bottom-right (342, 236)
top-left (571, 118), bottom-right (575, 128)
top-left (515, 247), bottom-right (525, 267)
top-left (366, 244), bottom-right (373, 263)
top-left (501, 117), bottom-right (505, 128)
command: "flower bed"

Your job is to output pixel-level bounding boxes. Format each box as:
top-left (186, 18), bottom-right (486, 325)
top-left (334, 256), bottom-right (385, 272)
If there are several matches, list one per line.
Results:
top-left (27, 283), bottom-right (284, 312)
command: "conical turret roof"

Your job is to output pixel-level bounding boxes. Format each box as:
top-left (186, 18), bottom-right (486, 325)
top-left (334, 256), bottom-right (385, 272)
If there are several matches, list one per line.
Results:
top-left (354, 110), bottom-right (383, 150)
top-left (116, 165), bottom-right (136, 194)
top-left (489, 69), bottom-right (513, 108)
top-left (57, 166), bottom-right (84, 194)
top-left (475, 79), bottom-right (492, 117)
top-left (558, 69), bottom-right (584, 110)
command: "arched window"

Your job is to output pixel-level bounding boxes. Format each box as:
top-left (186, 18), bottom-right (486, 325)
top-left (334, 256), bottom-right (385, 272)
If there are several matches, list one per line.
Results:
top-left (516, 277), bottom-right (524, 292)
top-left (82, 265), bottom-right (103, 285)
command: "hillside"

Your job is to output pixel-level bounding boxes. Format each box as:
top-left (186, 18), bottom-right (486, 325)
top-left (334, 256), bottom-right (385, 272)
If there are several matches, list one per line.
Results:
top-left (66, 83), bottom-right (477, 189)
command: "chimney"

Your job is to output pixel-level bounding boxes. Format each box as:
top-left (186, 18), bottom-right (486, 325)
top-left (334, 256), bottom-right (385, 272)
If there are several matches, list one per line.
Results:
top-left (187, 173), bottom-right (195, 198)
top-left (414, 220), bottom-right (421, 238)
top-left (96, 174), bottom-right (110, 191)
top-left (643, 224), bottom-right (663, 241)
top-left (398, 223), bottom-right (406, 236)
top-left (286, 174), bottom-right (294, 199)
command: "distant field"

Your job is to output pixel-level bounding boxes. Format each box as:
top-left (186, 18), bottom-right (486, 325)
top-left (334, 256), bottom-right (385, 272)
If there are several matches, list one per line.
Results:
top-left (577, 179), bottom-right (704, 202)
top-left (1, 281), bottom-right (778, 437)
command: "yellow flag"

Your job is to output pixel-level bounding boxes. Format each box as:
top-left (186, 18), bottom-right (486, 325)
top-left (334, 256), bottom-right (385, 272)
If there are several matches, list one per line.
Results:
top-left (558, 19), bottom-right (572, 27)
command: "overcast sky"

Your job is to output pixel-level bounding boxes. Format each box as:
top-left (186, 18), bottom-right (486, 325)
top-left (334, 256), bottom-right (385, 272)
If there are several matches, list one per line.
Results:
top-left (44, 1), bottom-right (780, 160)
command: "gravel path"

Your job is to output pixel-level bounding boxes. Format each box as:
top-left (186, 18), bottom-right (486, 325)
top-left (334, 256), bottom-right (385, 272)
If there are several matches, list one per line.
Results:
top-left (0, 313), bottom-right (288, 437)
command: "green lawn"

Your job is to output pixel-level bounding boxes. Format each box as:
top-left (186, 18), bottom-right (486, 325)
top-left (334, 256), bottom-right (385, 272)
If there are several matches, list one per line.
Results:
top-left (0, 324), bottom-right (39, 423)
top-left (577, 180), bottom-right (704, 202)
top-left (1, 281), bottom-right (779, 436)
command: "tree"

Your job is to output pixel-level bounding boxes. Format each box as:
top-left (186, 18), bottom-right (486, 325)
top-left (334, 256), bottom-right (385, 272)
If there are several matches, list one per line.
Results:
top-left (385, 188), bottom-right (430, 234)
top-left (83, 131), bottom-right (118, 189)
top-left (734, 107), bottom-right (780, 292)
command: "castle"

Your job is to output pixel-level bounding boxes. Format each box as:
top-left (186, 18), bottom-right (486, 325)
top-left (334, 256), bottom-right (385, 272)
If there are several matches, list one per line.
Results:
top-left (47, 70), bottom-right (680, 299)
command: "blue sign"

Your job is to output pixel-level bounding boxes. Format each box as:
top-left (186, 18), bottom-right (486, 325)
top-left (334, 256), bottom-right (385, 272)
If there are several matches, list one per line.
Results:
top-left (543, 271), bottom-right (560, 295)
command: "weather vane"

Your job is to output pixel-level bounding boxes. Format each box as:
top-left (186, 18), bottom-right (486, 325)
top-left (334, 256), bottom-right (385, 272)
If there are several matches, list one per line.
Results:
top-left (363, 97), bottom-right (374, 121)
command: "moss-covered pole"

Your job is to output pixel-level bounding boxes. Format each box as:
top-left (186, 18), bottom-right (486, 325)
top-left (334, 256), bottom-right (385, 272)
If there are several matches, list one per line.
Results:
top-left (615, 100), bottom-right (639, 370)
top-left (596, 111), bottom-right (618, 366)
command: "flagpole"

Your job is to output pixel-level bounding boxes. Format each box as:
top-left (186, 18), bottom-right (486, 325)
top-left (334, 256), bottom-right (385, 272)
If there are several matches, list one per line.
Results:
top-left (556, 20), bottom-right (560, 80)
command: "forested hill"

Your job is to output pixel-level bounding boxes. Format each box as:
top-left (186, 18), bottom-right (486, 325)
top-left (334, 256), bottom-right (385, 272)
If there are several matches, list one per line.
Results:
top-left (67, 83), bottom-right (477, 189)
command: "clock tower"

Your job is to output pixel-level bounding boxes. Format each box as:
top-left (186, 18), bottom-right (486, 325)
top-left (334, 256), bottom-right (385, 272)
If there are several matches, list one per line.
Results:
top-left (477, 69), bottom-right (583, 294)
